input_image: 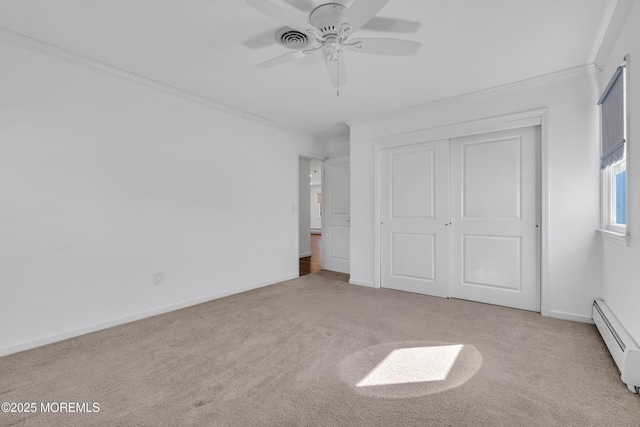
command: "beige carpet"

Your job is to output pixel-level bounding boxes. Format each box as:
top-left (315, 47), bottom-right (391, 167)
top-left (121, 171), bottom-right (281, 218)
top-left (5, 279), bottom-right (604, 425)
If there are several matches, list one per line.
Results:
top-left (1, 271), bottom-right (638, 426)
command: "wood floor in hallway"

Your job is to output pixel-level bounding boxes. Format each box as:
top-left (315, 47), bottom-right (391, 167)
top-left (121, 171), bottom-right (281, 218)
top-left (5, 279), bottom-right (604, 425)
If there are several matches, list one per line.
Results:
top-left (299, 234), bottom-right (321, 276)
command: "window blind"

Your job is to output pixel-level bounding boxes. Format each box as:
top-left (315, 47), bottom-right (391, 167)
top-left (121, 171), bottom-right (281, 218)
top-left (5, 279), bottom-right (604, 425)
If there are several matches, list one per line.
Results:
top-left (598, 65), bottom-right (625, 170)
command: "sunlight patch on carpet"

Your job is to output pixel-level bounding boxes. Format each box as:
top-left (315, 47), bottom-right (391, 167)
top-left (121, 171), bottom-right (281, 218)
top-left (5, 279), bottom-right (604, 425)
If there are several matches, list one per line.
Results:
top-left (338, 341), bottom-right (483, 398)
top-left (356, 345), bottom-right (463, 387)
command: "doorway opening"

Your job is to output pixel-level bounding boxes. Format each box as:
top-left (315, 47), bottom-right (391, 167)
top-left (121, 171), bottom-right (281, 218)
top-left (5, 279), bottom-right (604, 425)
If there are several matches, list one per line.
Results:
top-left (300, 234), bottom-right (322, 275)
top-left (299, 158), bottom-right (323, 276)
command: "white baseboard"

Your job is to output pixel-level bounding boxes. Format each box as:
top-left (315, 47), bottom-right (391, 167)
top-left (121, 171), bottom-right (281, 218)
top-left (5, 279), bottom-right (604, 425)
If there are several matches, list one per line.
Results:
top-left (0, 274), bottom-right (297, 357)
top-left (548, 309), bottom-right (594, 324)
top-left (299, 252), bottom-right (312, 258)
top-left (349, 279), bottom-right (376, 288)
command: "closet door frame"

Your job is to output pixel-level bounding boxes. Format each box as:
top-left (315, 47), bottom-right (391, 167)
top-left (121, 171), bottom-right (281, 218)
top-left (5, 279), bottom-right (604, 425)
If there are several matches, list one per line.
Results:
top-left (373, 108), bottom-right (550, 316)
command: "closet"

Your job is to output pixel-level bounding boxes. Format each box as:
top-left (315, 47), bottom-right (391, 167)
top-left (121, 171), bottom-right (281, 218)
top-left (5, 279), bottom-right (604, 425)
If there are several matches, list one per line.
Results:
top-left (379, 126), bottom-right (540, 311)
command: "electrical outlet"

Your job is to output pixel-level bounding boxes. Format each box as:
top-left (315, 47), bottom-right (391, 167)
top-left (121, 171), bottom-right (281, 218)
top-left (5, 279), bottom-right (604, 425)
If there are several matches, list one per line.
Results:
top-left (154, 273), bottom-right (164, 286)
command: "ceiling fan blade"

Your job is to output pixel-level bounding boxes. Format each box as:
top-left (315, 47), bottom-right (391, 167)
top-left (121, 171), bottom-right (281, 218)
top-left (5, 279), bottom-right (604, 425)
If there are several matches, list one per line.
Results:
top-left (243, 29), bottom-right (279, 50)
top-left (246, 0), bottom-right (320, 36)
top-left (338, 0), bottom-right (390, 34)
top-left (256, 49), bottom-right (316, 69)
top-left (280, 0), bottom-right (316, 13)
top-left (361, 17), bottom-right (422, 34)
top-left (325, 53), bottom-right (347, 88)
top-left (347, 38), bottom-right (421, 56)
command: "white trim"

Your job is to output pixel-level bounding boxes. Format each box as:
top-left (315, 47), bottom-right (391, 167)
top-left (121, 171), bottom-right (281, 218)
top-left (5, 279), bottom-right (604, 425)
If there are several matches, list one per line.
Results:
top-left (594, 0), bottom-right (636, 70)
top-left (598, 228), bottom-right (630, 246)
top-left (0, 274), bottom-right (297, 357)
top-left (349, 279), bottom-right (375, 288)
top-left (539, 110), bottom-right (551, 317)
top-left (296, 153), bottom-right (302, 271)
top-left (375, 110), bottom-right (544, 150)
top-left (549, 310), bottom-right (594, 324)
top-left (603, 164), bottom-right (628, 232)
top-left (321, 160), bottom-right (326, 270)
top-left (373, 141), bottom-right (381, 288)
top-left (0, 27), bottom-right (328, 145)
top-left (329, 136), bottom-right (350, 145)
top-left (373, 109), bottom-right (550, 316)
top-left (298, 152), bottom-right (328, 161)
top-left (298, 155), bottom-right (326, 274)
top-left (298, 151), bottom-right (328, 161)
top-left (298, 154), bottom-right (327, 161)
top-left (348, 66), bottom-right (597, 128)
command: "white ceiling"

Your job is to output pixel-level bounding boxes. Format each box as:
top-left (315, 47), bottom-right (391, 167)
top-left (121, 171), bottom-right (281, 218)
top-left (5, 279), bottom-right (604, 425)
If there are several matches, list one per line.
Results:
top-left (0, 0), bottom-right (618, 141)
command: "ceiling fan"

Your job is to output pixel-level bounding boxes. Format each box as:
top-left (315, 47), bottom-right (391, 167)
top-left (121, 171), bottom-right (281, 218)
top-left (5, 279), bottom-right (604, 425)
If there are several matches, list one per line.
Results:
top-left (246, 0), bottom-right (421, 89)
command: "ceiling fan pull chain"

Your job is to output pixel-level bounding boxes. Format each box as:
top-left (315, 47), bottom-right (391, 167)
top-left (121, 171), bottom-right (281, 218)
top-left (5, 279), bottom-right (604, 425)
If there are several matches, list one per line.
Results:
top-left (337, 52), bottom-right (340, 97)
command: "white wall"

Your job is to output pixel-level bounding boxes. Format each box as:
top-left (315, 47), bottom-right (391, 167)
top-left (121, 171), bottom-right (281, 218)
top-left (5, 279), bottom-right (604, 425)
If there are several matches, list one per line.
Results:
top-left (329, 137), bottom-right (350, 158)
top-left (349, 69), bottom-right (602, 322)
top-left (599, 1), bottom-right (640, 344)
top-left (310, 184), bottom-right (322, 231)
top-left (0, 38), bottom-right (325, 355)
top-left (299, 158), bottom-right (311, 257)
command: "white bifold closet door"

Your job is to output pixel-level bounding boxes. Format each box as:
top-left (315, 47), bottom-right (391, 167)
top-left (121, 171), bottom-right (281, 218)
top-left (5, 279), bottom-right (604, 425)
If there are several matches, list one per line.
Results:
top-left (380, 127), bottom-right (540, 311)
top-left (380, 140), bottom-right (450, 298)
top-left (450, 127), bottom-right (540, 311)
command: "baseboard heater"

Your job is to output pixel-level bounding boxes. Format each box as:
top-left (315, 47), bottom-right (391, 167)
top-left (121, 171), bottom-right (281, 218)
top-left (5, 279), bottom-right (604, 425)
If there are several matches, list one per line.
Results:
top-left (592, 298), bottom-right (640, 393)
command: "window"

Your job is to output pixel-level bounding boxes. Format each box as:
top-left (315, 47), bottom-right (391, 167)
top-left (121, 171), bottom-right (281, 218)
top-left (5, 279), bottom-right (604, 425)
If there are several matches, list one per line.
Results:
top-left (599, 62), bottom-right (627, 235)
top-left (603, 157), bottom-right (626, 231)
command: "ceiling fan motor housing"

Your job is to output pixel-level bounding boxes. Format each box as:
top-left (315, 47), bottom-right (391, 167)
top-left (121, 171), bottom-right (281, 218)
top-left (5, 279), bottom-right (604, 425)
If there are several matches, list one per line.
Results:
top-left (310, 3), bottom-right (346, 36)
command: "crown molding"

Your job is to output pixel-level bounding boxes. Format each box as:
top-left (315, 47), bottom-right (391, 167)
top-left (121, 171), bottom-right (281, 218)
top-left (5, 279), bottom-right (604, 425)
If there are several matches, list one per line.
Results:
top-left (0, 27), bottom-right (328, 145)
top-left (329, 136), bottom-right (350, 144)
top-left (348, 64), bottom-right (599, 128)
top-left (594, 0), bottom-right (636, 70)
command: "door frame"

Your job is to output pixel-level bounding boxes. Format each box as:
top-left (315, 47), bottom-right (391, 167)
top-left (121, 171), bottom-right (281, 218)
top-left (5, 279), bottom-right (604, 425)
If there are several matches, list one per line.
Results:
top-left (373, 108), bottom-right (550, 316)
top-left (298, 155), bottom-right (326, 274)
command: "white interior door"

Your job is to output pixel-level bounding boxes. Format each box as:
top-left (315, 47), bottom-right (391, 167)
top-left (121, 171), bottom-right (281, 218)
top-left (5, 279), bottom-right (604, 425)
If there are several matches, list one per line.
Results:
top-left (380, 140), bottom-right (450, 297)
top-left (450, 127), bottom-right (540, 311)
top-left (323, 156), bottom-right (350, 274)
